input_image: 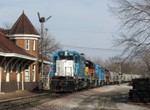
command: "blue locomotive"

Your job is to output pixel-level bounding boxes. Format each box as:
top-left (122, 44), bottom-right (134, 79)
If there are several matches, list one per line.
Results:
top-left (50, 50), bottom-right (88, 92)
top-left (95, 64), bottom-right (105, 86)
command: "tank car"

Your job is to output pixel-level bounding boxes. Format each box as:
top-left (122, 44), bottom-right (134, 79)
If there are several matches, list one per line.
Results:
top-left (50, 50), bottom-right (88, 92)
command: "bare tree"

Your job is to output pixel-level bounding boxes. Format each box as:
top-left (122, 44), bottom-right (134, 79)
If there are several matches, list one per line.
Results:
top-left (107, 56), bottom-right (145, 75)
top-left (109, 0), bottom-right (150, 76)
top-left (106, 56), bottom-right (123, 73)
top-left (38, 29), bottom-right (62, 59)
top-left (3, 22), bottom-right (12, 29)
top-left (110, 0), bottom-right (150, 58)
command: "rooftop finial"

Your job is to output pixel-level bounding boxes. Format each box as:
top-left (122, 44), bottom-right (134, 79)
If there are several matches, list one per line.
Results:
top-left (22, 10), bottom-right (24, 14)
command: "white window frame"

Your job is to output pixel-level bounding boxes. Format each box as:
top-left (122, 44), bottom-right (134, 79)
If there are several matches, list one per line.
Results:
top-left (25, 66), bottom-right (30, 82)
top-left (33, 40), bottom-right (36, 51)
top-left (32, 64), bottom-right (36, 82)
top-left (26, 40), bottom-right (30, 50)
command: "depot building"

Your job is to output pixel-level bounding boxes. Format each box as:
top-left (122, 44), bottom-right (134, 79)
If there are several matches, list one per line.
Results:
top-left (0, 12), bottom-right (50, 93)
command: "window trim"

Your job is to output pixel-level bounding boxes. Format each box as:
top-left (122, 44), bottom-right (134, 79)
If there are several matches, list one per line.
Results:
top-left (32, 64), bottom-right (36, 82)
top-left (33, 40), bottom-right (36, 51)
top-left (26, 40), bottom-right (30, 50)
top-left (25, 66), bottom-right (30, 82)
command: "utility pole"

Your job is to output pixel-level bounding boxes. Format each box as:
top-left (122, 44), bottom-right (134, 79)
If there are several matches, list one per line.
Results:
top-left (45, 28), bottom-right (48, 39)
top-left (118, 62), bottom-right (122, 85)
top-left (45, 28), bottom-right (50, 89)
top-left (38, 12), bottom-right (51, 88)
top-left (115, 62), bottom-right (122, 85)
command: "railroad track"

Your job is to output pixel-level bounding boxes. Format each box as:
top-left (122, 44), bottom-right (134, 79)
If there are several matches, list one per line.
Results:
top-left (0, 92), bottom-right (62, 110)
top-left (0, 88), bottom-right (97, 110)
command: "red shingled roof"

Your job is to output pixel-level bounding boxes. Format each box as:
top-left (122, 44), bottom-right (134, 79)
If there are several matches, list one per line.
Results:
top-left (9, 12), bottom-right (39, 35)
top-left (0, 28), bottom-right (10, 35)
top-left (0, 32), bottom-right (35, 58)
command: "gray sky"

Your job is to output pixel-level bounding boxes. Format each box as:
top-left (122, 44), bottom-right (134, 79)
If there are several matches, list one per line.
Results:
top-left (0, 0), bottom-right (121, 60)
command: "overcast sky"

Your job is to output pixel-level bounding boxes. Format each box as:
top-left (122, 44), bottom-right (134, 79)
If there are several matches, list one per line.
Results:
top-left (0, 0), bottom-right (121, 60)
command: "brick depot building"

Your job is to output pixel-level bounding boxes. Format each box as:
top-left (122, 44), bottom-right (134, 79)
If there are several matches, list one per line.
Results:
top-left (0, 12), bottom-right (49, 93)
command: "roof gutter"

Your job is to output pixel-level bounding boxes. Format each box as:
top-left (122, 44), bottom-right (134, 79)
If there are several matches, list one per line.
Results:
top-left (0, 52), bottom-right (36, 61)
top-left (7, 34), bottom-right (40, 39)
top-left (38, 59), bottom-right (50, 64)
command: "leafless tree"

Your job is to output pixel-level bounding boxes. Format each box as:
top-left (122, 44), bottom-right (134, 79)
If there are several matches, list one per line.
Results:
top-left (106, 56), bottom-right (123, 73)
top-left (110, 0), bottom-right (150, 58)
top-left (109, 0), bottom-right (150, 76)
top-left (3, 22), bottom-right (12, 29)
top-left (107, 56), bottom-right (145, 75)
top-left (38, 29), bottom-right (62, 59)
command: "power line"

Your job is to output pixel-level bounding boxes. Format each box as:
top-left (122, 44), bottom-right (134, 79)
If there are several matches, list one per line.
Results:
top-left (51, 29), bottom-right (114, 34)
top-left (61, 44), bottom-right (123, 52)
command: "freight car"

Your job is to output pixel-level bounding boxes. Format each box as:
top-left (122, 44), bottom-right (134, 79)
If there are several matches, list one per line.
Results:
top-left (109, 71), bottom-right (141, 84)
top-left (109, 71), bottom-right (118, 84)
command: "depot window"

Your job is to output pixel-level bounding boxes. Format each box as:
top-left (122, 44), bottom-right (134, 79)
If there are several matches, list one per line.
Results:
top-left (26, 40), bottom-right (30, 50)
top-left (32, 64), bottom-right (36, 82)
top-left (33, 40), bottom-right (36, 51)
top-left (25, 65), bottom-right (30, 82)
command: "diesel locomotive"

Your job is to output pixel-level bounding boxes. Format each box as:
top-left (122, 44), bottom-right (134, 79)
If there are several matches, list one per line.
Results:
top-left (50, 50), bottom-right (88, 92)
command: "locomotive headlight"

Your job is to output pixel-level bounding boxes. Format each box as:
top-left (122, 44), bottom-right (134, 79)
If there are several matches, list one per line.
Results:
top-left (55, 72), bottom-right (58, 76)
top-left (66, 72), bottom-right (70, 76)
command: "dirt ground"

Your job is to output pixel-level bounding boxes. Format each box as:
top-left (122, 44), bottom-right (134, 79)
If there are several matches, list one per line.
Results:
top-left (26, 84), bottom-right (150, 110)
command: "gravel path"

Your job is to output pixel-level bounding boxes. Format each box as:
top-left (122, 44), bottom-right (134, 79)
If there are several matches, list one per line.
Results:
top-left (26, 84), bottom-right (150, 110)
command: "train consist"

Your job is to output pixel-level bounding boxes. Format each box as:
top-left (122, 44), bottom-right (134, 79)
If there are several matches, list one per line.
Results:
top-left (50, 50), bottom-right (140, 92)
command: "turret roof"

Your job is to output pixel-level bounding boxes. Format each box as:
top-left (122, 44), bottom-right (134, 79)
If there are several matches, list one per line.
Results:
top-left (9, 11), bottom-right (39, 35)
